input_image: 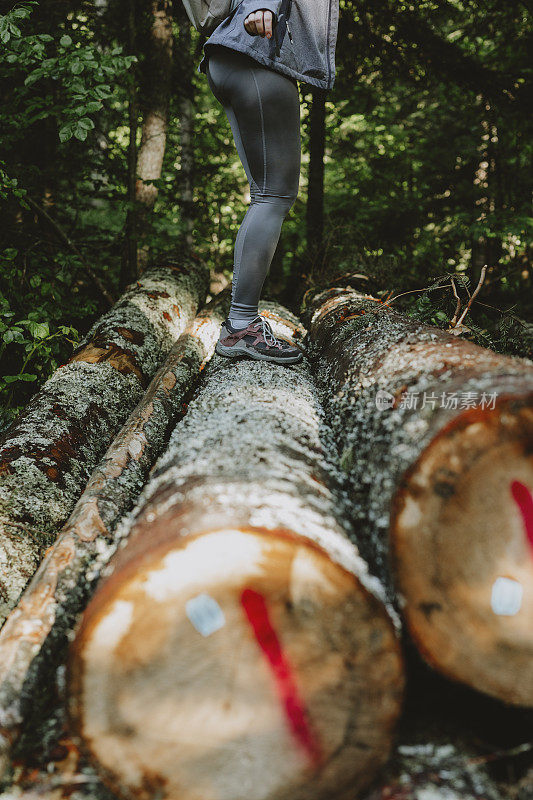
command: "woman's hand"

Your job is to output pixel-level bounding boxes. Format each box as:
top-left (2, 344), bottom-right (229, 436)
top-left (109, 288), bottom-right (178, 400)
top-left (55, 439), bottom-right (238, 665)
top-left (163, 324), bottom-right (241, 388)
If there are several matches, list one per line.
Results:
top-left (244, 9), bottom-right (274, 38)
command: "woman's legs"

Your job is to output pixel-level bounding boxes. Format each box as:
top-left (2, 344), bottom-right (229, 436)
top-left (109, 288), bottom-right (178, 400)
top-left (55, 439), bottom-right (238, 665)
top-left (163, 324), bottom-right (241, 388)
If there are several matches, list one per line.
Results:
top-left (206, 45), bottom-right (301, 327)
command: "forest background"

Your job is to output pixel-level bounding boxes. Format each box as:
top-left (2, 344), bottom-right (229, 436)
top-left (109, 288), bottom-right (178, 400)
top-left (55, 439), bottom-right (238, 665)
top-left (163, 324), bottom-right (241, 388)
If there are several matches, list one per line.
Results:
top-left (0, 0), bottom-right (531, 428)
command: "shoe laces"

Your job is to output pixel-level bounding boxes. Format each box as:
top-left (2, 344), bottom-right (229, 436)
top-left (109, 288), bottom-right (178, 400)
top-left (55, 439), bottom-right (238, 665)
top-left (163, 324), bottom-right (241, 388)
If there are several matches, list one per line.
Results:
top-left (256, 316), bottom-right (283, 348)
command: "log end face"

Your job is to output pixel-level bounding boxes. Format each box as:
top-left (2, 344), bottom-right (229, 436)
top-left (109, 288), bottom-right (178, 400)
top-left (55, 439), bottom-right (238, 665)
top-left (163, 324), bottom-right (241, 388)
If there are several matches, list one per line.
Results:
top-left (392, 398), bottom-right (533, 706)
top-left (68, 527), bottom-right (404, 800)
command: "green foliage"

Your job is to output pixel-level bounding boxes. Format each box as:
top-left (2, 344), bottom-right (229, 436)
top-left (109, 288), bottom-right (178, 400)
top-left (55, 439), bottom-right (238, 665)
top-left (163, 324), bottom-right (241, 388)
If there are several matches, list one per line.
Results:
top-left (0, 248), bottom-right (82, 427)
top-left (1, 2), bottom-right (135, 145)
top-left (0, 161), bottom-right (29, 208)
top-left (0, 0), bottom-right (531, 429)
top-left (321, 0), bottom-right (532, 355)
top-left (0, 1), bottom-right (139, 425)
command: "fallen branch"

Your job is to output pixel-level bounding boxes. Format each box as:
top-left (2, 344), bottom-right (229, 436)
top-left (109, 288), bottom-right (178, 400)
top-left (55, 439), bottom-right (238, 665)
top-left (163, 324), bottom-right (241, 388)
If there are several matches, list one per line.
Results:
top-left (449, 265), bottom-right (488, 331)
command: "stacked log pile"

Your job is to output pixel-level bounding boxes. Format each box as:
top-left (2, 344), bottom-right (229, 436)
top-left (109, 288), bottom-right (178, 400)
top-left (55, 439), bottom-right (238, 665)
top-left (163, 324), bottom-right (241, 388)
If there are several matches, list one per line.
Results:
top-left (0, 286), bottom-right (531, 800)
top-left (0, 259), bottom-right (208, 625)
top-left (66, 306), bottom-right (405, 800)
top-left (303, 286), bottom-right (533, 708)
top-left (0, 290), bottom-right (229, 777)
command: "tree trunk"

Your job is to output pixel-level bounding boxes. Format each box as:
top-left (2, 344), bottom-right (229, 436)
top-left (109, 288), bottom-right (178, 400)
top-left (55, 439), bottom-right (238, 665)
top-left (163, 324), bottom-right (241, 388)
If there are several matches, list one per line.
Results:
top-left (303, 285), bottom-right (533, 708)
top-left (175, 9), bottom-right (196, 255)
top-left (0, 259), bottom-right (208, 626)
top-left (135, 0), bottom-right (174, 271)
top-left (306, 87), bottom-right (326, 272)
top-left (120, 0), bottom-right (140, 291)
top-left (472, 96), bottom-right (501, 281)
top-left (0, 290), bottom-right (229, 781)
top-left (67, 304), bottom-right (404, 800)
top-left (177, 94), bottom-right (195, 253)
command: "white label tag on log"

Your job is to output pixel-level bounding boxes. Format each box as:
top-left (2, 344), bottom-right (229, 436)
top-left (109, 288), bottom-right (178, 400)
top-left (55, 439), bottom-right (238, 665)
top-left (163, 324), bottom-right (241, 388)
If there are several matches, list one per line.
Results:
top-left (491, 577), bottom-right (523, 616)
top-left (186, 594), bottom-right (226, 637)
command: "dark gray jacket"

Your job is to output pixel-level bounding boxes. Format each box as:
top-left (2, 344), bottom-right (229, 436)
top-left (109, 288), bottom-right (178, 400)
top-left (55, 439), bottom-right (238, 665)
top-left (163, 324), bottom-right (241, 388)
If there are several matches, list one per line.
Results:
top-left (197, 0), bottom-right (340, 91)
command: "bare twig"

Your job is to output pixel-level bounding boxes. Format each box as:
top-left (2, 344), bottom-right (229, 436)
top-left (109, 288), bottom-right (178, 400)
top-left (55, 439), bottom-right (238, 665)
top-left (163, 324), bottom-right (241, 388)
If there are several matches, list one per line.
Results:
top-left (454, 265), bottom-right (487, 327)
top-left (25, 196), bottom-right (115, 307)
top-left (467, 741), bottom-right (533, 766)
top-left (450, 277), bottom-right (462, 326)
top-left (387, 283), bottom-right (453, 305)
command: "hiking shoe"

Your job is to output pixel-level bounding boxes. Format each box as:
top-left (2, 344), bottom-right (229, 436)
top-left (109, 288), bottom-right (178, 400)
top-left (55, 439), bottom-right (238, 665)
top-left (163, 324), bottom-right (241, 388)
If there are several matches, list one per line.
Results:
top-left (215, 315), bottom-right (303, 364)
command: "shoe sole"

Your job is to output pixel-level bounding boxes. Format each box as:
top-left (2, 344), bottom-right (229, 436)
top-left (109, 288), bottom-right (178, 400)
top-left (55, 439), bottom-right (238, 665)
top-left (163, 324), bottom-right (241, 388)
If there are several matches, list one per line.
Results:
top-left (215, 341), bottom-right (303, 365)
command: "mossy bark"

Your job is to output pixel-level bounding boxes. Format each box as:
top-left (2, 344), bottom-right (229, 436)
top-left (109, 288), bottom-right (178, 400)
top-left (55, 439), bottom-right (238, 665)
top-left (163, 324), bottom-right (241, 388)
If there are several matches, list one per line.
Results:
top-left (0, 259), bottom-right (209, 626)
top-left (66, 304), bottom-right (404, 800)
top-left (0, 290), bottom-right (226, 782)
top-left (302, 286), bottom-right (533, 706)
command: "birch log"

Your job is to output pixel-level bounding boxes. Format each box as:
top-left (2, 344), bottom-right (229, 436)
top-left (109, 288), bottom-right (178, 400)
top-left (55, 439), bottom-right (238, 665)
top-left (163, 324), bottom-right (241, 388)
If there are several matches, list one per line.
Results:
top-left (67, 306), bottom-right (404, 800)
top-left (0, 290), bottom-right (228, 781)
top-left (0, 259), bottom-right (208, 626)
top-left (303, 286), bottom-right (533, 707)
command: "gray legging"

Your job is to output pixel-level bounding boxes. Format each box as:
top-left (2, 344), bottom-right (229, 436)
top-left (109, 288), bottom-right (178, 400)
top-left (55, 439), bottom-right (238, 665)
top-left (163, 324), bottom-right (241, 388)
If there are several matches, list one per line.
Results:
top-left (206, 44), bottom-right (301, 323)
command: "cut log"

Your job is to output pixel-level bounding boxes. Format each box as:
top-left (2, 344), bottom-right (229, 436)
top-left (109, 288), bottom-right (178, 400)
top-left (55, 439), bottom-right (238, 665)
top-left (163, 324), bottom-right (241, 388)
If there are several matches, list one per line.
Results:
top-left (0, 259), bottom-right (208, 626)
top-left (0, 290), bottom-right (229, 781)
top-left (67, 306), bottom-right (404, 800)
top-left (303, 285), bottom-right (533, 707)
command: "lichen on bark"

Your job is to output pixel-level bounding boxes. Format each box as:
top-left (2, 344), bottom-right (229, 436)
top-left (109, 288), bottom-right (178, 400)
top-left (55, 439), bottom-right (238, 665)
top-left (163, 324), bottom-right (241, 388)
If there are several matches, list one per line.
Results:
top-left (0, 260), bottom-right (208, 626)
top-left (303, 287), bottom-right (533, 602)
top-left (104, 304), bottom-right (394, 618)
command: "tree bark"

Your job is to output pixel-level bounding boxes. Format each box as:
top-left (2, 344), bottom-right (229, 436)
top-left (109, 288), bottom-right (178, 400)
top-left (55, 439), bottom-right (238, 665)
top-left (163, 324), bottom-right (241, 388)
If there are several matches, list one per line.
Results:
top-left (303, 285), bottom-right (533, 708)
top-left (175, 9), bottom-right (196, 255)
top-left (67, 305), bottom-right (404, 800)
top-left (306, 87), bottom-right (326, 272)
top-left (177, 93), bottom-right (195, 252)
top-left (135, 0), bottom-right (174, 271)
top-left (0, 289), bottom-right (229, 781)
top-left (0, 259), bottom-right (208, 626)
top-left (472, 96), bottom-right (501, 281)
top-left (120, 0), bottom-right (140, 291)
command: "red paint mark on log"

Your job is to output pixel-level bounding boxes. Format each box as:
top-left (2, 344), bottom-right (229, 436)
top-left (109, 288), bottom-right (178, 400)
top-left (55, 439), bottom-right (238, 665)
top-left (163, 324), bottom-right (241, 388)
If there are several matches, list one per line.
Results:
top-left (163, 312), bottom-right (172, 322)
top-left (511, 481), bottom-right (533, 552)
top-left (240, 588), bottom-right (323, 767)
top-left (172, 304), bottom-right (181, 316)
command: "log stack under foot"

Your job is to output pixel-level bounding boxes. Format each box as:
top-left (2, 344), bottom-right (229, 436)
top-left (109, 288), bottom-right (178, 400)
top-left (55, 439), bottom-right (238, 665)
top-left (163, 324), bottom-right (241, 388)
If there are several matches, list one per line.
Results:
top-left (67, 307), bottom-right (405, 800)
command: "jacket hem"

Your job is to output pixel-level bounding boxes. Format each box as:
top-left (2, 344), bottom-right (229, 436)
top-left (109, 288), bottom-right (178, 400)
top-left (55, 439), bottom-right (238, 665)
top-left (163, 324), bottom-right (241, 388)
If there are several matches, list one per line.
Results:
top-left (199, 41), bottom-right (333, 91)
